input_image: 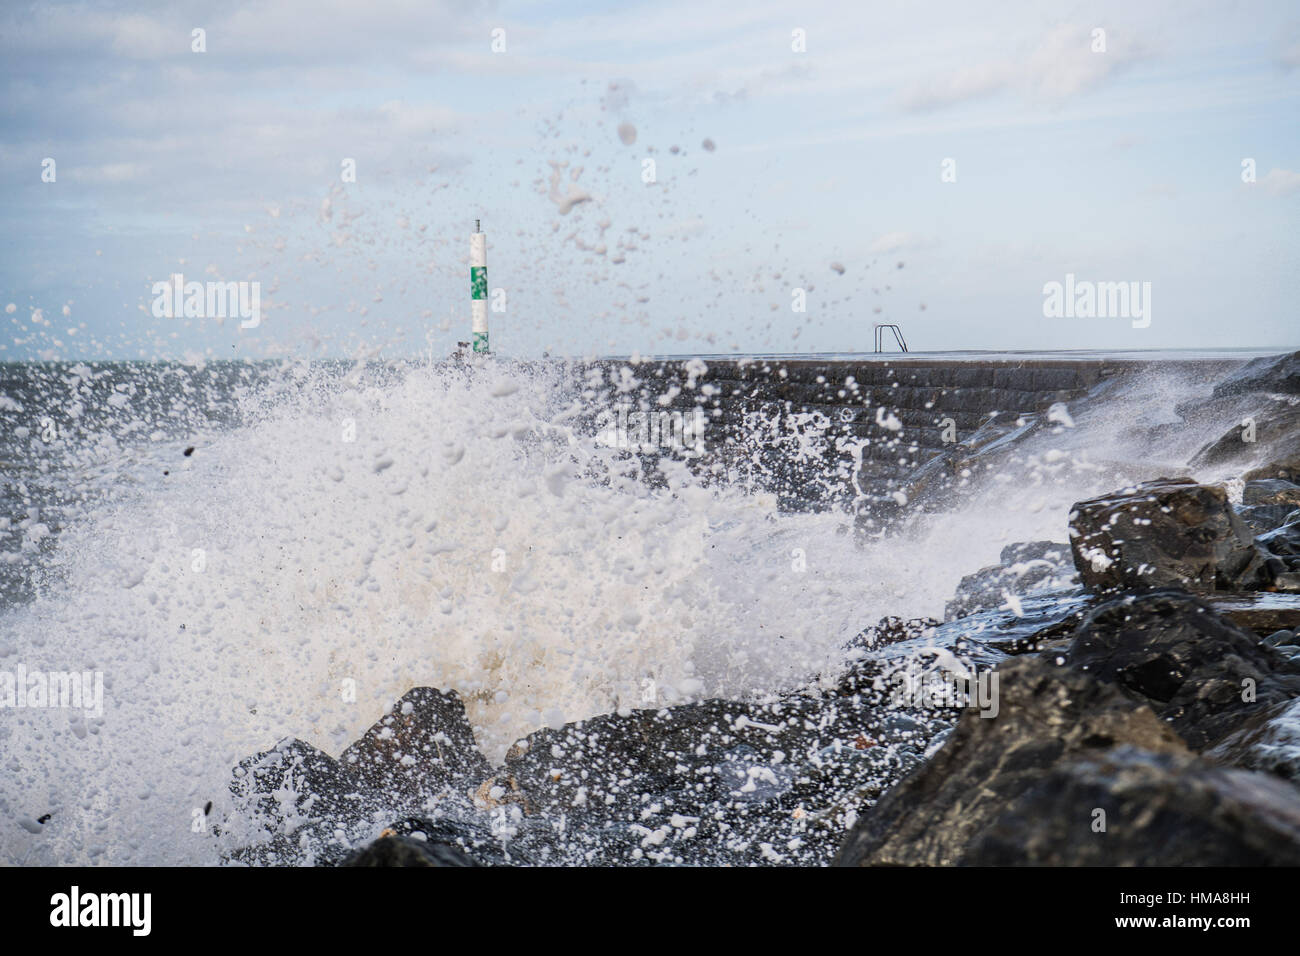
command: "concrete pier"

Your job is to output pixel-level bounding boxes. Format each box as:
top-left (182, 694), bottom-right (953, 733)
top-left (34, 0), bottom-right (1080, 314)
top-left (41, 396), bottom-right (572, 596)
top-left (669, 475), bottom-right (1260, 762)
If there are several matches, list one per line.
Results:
top-left (576, 351), bottom-right (1266, 510)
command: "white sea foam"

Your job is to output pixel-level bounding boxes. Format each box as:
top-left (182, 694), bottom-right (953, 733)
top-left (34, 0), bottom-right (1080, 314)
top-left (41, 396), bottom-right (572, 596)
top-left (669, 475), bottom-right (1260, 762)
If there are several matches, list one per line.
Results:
top-left (0, 357), bottom-right (1277, 864)
top-left (0, 360), bottom-right (884, 864)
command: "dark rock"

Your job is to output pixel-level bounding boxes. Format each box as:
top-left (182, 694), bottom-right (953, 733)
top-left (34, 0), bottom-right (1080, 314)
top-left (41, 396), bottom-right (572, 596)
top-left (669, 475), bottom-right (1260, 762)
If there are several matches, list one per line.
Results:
top-left (1068, 478), bottom-right (1269, 592)
top-left (1259, 520), bottom-right (1300, 555)
top-left (944, 540), bottom-right (1075, 620)
top-left (342, 834), bottom-right (480, 867)
top-left (227, 738), bottom-right (383, 866)
top-left (1235, 503), bottom-right (1299, 535)
top-left (846, 615), bottom-right (940, 652)
top-left (1264, 629), bottom-right (1297, 647)
top-left (1257, 520), bottom-right (1300, 591)
top-left (1244, 478), bottom-right (1300, 508)
top-left (1211, 350), bottom-right (1300, 398)
top-left (999, 540), bottom-right (1069, 566)
top-left (1183, 386), bottom-right (1300, 483)
top-left (950, 598), bottom-right (1091, 655)
top-left (1259, 519), bottom-right (1300, 558)
top-left (834, 624), bottom-right (1005, 701)
top-left (1244, 445), bottom-right (1300, 485)
top-left (1200, 591), bottom-right (1300, 633)
top-left (226, 687), bottom-right (498, 865)
top-left (1063, 590), bottom-right (1300, 750)
top-left (834, 655), bottom-right (1188, 866)
top-left (500, 694), bottom-right (948, 865)
top-left (340, 816), bottom-right (518, 866)
top-left (340, 687), bottom-right (491, 811)
top-left (504, 698), bottom-right (829, 819)
top-left (963, 746), bottom-right (1300, 865)
top-left (1205, 700), bottom-right (1300, 781)
top-left (1190, 403), bottom-right (1300, 469)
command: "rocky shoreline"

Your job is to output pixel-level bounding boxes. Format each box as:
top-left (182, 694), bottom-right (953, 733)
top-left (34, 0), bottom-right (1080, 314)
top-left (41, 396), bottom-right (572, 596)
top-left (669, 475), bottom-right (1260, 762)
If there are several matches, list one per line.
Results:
top-left (218, 351), bottom-right (1300, 866)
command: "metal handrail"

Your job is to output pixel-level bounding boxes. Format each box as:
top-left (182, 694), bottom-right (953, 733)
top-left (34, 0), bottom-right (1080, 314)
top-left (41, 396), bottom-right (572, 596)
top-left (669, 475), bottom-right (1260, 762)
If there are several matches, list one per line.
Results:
top-left (874, 324), bottom-right (908, 352)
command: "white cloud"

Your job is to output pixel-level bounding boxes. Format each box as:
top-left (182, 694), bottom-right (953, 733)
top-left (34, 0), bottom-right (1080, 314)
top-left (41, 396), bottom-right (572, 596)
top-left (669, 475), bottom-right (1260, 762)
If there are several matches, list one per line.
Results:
top-left (899, 23), bottom-right (1137, 112)
top-left (1259, 168), bottom-right (1300, 196)
top-left (1026, 25), bottom-right (1123, 99)
top-left (1, 0), bottom-right (478, 65)
top-left (899, 61), bottom-right (1016, 111)
top-left (106, 14), bottom-right (180, 59)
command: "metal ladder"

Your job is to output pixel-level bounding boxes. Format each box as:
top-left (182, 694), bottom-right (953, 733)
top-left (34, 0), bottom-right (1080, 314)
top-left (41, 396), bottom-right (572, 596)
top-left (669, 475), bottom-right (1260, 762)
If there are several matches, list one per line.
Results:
top-left (874, 324), bottom-right (908, 352)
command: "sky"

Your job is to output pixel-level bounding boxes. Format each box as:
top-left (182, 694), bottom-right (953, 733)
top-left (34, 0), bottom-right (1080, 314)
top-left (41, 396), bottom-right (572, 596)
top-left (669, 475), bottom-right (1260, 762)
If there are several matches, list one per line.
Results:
top-left (0, 0), bottom-right (1297, 361)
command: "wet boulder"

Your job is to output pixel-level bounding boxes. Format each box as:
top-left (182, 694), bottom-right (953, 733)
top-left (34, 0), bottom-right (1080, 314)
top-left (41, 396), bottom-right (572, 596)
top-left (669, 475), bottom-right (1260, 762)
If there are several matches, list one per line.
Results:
top-left (1197, 592), bottom-right (1300, 635)
top-left (1205, 699), bottom-right (1300, 781)
top-left (833, 622), bottom-right (1005, 702)
top-left (1244, 478), bottom-right (1300, 509)
top-left (943, 593), bottom-right (1094, 656)
top-left (834, 654), bottom-right (1188, 866)
top-left (1259, 521), bottom-right (1300, 555)
top-left (342, 834), bottom-right (479, 867)
top-left (500, 694), bottom-right (948, 865)
top-left (1257, 519), bottom-right (1300, 590)
top-left (226, 690), bottom-right (504, 866)
top-left (1215, 363), bottom-right (1300, 480)
top-left (1063, 589), bottom-right (1300, 751)
top-left (227, 738), bottom-right (384, 866)
top-left (1235, 503), bottom-right (1299, 536)
top-left (844, 615), bottom-right (940, 653)
top-left (1211, 350), bottom-right (1300, 398)
top-left (1001, 539), bottom-right (1074, 567)
top-left (1237, 480), bottom-right (1300, 535)
top-left (1068, 478), bottom-right (1268, 591)
top-left (339, 687), bottom-right (491, 812)
top-left (1264, 627), bottom-right (1298, 647)
top-left (341, 816), bottom-right (517, 866)
top-left (1245, 445), bottom-right (1300, 485)
top-left (1190, 402), bottom-right (1300, 470)
top-left (944, 540), bottom-right (1076, 620)
top-left (961, 746), bottom-right (1300, 866)
top-left (502, 698), bottom-right (835, 821)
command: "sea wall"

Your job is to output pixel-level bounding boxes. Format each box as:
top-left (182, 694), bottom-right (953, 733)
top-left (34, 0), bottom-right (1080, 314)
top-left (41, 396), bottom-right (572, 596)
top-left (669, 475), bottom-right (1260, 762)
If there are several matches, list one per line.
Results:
top-left (576, 353), bottom-right (1246, 512)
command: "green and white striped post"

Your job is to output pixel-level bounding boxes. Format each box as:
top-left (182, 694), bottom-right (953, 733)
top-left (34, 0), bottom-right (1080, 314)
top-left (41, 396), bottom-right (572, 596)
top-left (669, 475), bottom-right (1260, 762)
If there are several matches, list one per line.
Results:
top-left (470, 220), bottom-right (489, 354)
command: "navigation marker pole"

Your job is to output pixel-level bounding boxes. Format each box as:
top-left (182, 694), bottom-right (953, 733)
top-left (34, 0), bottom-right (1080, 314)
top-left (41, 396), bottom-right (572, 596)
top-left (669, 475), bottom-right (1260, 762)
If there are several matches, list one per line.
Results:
top-left (471, 220), bottom-right (489, 354)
